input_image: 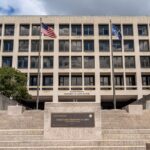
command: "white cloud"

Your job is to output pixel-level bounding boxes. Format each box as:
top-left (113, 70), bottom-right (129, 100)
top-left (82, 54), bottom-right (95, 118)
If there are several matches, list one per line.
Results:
top-left (0, 0), bottom-right (47, 15)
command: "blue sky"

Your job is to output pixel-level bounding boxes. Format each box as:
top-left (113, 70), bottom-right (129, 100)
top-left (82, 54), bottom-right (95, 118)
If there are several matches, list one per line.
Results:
top-left (0, 0), bottom-right (150, 16)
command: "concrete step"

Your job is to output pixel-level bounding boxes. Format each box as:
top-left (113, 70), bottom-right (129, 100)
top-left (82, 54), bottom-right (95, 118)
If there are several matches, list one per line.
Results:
top-left (0, 140), bottom-right (146, 147)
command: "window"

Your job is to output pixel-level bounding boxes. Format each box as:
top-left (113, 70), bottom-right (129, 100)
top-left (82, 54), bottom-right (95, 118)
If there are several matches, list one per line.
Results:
top-left (84, 24), bottom-right (94, 35)
top-left (20, 24), bottom-right (30, 36)
top-left (30, 56), bottom-right (39, 68)
top-left (99, 24), bottom-right (109, 35)
top-left (100, 75), bottom-right (111, 86)
top-left (2, 56), bottom-right (12, 67)
top-left (30, 75), bottom-right (38, 86)
top-left (59, 56), bottom-right (69, 68)
top-left (142, 75), bottom-right (150, 86)
top-left (125, 56), bottom-right (135, 68)
top-left (112, 24), bottom-right (121, 36)
top-left (4, 24), bottom-right (14, 36)
top-left (43, 75), bottom-right (53, 86)
top-left (126, 75), bottom-right (136, 86)
top-left (140, 56), bottom-right (150, 68)
top-left (100, 56), bottom-right (110, 68)
top-left (71, 75), bottom-right (82, 86)
top-left (43, 56), bottom-right (53, 68)
top-left (32, 24), bottom-right (40, 36)
top-left (18, 56), bottom-right (28, 68)
top-left (99, 40), bottom-right (109, 52)
top-left (113, 40), bottom-right (122, 51)
top-left (115, 75), bottom-right (124, 86)
top-left (71, 56), bottom-right (82, 68)
top-left (124, 40), bottom-right (134, 51)
top-left (0, 25), bottom-right (2, 36)
top-left (19, 40), bottom-right (29, 52)
top-left (138, 24), bottom-right (148, 36)
top-left (139, 40), bottom-right (149, 51)
top-left (31, 40), bottom-right (40, 52)
top-left (59, 75), bottom-right (69, 86)
top-left (71, 40), bottom-right (82, 52)
top-left (84, 40), bottom-right (94, 52)
top-left (84, 56), bottom-right (95, 68)
top-left (43, 40), bottom-right (54, 52)
top-left (84, 75), bottom-right (95, 86)
top-left (123, 24), bottom-right (133, 36)
top-left (3, 40), bottom-right (13, 52)
top-left (113, 56), bottom-right (123, 68)
top-left (59, 40), bottom-right (69, 52)
top-left (59, 24), bottom-right (69, 36)
top-left (71, 24), bottom-right (82, 36)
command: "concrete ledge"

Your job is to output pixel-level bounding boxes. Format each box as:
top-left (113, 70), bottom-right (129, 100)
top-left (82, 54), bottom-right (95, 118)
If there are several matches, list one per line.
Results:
top-left (127, 105), bottom-right (143, 115)
top-left (7, 105), bottom-right (24, 116)
top-left (146, 101), bottom-right (150, 110)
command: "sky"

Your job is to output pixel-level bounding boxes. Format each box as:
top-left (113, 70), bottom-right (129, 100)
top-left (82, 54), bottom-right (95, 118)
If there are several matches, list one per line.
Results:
top-left (0, 0), bottom-right (150, 16)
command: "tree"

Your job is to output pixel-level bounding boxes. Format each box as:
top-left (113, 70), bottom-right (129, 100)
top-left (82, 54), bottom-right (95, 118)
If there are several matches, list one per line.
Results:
top-left (0, 67), bottom-right (31, 101)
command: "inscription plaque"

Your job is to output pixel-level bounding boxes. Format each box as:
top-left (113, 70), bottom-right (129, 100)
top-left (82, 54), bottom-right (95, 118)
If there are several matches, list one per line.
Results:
top-left (51, 113), bottom-right (95, 127)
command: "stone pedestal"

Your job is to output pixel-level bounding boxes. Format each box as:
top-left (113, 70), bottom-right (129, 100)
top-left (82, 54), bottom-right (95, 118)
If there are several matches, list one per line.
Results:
top-left (127, 105), bottom-right (143, 115)
top-left (44, 103), bottom-right (101, 140)
top-left (146, 101), bottom-right (150, 110)
top-left (7, 105), bottom-right (24, 116)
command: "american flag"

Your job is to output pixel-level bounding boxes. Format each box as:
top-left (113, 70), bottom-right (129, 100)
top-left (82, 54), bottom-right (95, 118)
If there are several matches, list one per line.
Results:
top-left (41, 23), bottom-right (56, 38)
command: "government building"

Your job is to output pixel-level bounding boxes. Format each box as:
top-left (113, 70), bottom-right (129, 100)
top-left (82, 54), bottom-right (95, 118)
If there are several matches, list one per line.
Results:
top-left (0, 16), bottom-right (150, 108)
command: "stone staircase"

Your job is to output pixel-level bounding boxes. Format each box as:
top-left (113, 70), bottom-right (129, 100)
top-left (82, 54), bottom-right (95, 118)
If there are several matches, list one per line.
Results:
top-left (0, 109), bottom-right (149, 149)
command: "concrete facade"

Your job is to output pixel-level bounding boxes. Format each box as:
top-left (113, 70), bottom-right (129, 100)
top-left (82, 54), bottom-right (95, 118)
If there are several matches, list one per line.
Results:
top-left (0, 16), bottom-right (150, 104)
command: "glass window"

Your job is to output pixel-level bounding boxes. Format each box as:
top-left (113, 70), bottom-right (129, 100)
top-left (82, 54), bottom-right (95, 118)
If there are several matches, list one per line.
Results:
top-left (113, 56), bottom-right (123, 68)
top-left (142, 75), bottom-right (150, 85)
top-left (100, 75), bottom-right (111, 86)
top-left (19, 40), bottom-right (29, 52)
top-left (31, 40), bottom-right (40, 52)
top-left (43, 56), bottom-right (53, 68)
top-left (59, 40), bottom-right (69, 52)
top-left (112, 24), bottom-right (121, 36)
top-left (126, 75), bottom-right (136, 86)
top-left (123, 24), bottom-right (133, 36)
top-left (71, 24), bottom-right (82, 36)
top-left (43, 75), bottom-right (53, 86)
top-left (4, 24), bottom-right (14, 36)
top-left (125, 56), bottom-right (135, 68)
top-left (100, 56), bottom-right (110, 68)
top-left (18, 56), bottom-right (28, 69)
top-left (59, 75), bottom-right (69, 86)
top-left (59, 56), bottom-right (69, 68)
top-left (30, 75), bottom-right (38, 86)
top-left (99, 40), bottom-right (109, 52)
top-left (99, 24), bottom-right (109, 35)
top-left (30, 56), bottom-right (39, 68)
top-left (43, 40), bottom-right (54, 52)
top-left (3, 40), bottom-right (13, 52)
top-left (71, 75), bottom-right (82, 86)
top-left (115, 75), bottom-right (124, 86)
top-left (71, 40), bottom-right (82, 52)
top-left (84, 56), bottom-right (95, 68)
top-left (20, 24), bottom-right (30, 36)
top-left (140, 56), bottom-right (150, 68)
top-left (124, 40), bottom-right (134, 51)
top-left (0, 25), bottom-right (2, 36)
top-left (138, 24), bottom-right (148, 36)
top-left (32, 24), bottom-right (40, 36)
top-left (84, 40), bottom-right (94, 52)
top-left (113, 40), bottom-right (122, 51)
top-left (84, 24), bottom-right (94, 35)
top-left (84, 75), bottom-right (95, 86)
top-left (2, 56), bottom-right (12, 67)
top-left (59, 24), bottom-right (69, 36)
top-left (139, 40), bottom-right (149, 51)
top-left (71, 56), bottom-right (82, 68)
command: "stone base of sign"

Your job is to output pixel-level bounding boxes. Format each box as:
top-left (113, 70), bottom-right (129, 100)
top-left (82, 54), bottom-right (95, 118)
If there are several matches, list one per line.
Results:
top-left (44, 103), bottom-right (101, 140)
top-left (127, 105), bottom-right (143, 115)
top-left (7, 105), bottom-right (24, 116)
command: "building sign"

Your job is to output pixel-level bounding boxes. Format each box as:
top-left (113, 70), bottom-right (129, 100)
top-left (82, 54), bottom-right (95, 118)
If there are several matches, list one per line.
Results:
top-left (51, 113), bottom-right (95, 127)
top-left (64, 91), bottom-right (90, 96)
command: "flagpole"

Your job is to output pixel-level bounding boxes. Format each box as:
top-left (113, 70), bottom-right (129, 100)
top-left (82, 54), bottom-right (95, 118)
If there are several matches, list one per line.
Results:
top-left (36, 17), bottom-right (42, 110)
top-left (110, 19), bottom-right (116, 109)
